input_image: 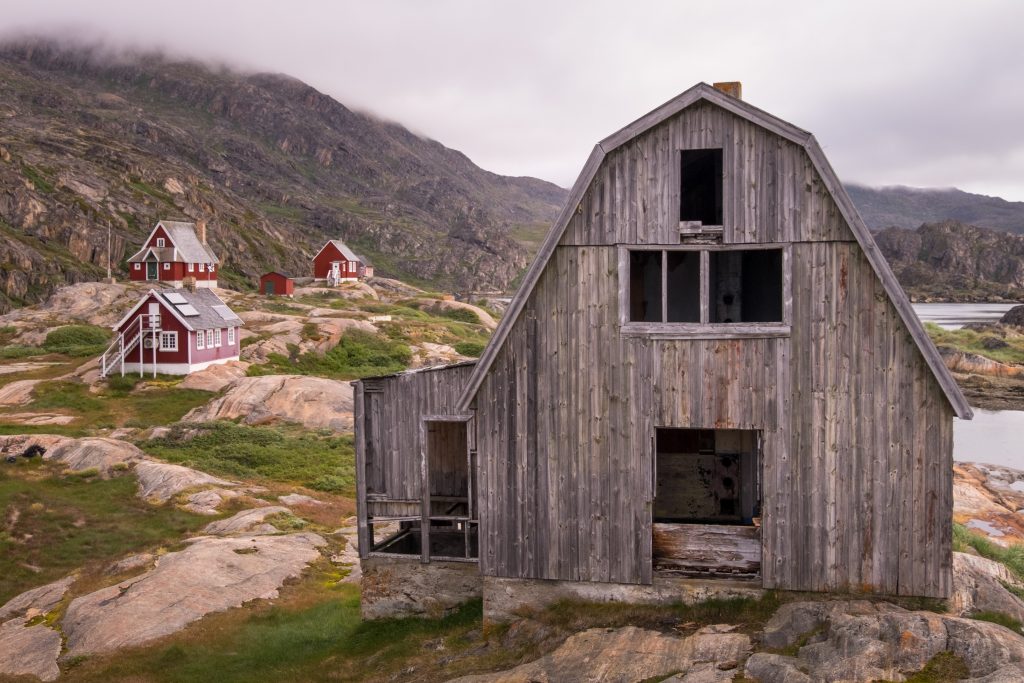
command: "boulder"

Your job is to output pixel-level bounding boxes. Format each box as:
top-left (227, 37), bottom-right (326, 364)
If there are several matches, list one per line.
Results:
top-left (202, 506), bottom-right (290, 535)
top-left (0, 412), bottom-right (76, 425)
top-left (1001, 305), bottom-right (1024, 327)
top-left (752, 601), bottom-right (1024, 681)
top-left (133, 460), bottom-right (235, 503)
top-left (61, 532), bottom-right (325, 657)
top-left (446, 626), bottom-right (751, 683)
top-left (0, 379), bottom-right (40, 406)
top-left (182, 375), bottom-right (353, 431)
top-left (105, 553), bottom-right (156, 575)
top-left (279, 493), bottom-right (323, 507)
top-left (45, 437), bottom-right (145, 475)
top-left (0, 618), bottom-right (62, 682)
top-left (0, 576), bottom-right (74, 622)
top-left (184, 488), bottom-right (242, 515)
top-left (424, 299), bottom-right (498, 330)
top-left (178, 360), bottom-right (250, 392)
top-left (952, 552), bottom-right (1024, 622)
top-left (940, 347), bottom-right (1024, 378)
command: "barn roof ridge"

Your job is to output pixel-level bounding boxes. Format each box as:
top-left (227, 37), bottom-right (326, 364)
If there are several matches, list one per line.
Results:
top-left (456, 82), bottom-right (972, 419)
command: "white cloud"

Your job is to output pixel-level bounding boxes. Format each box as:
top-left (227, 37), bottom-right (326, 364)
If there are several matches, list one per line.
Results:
top-left (2, 0), bottom-right (1023, 199)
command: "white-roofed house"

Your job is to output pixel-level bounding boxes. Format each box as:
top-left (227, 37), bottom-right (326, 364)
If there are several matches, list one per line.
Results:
top-left (99, 288), bottom-right (244, 377)
top-left (126, 219), bottom-right (220, 288)
top-left (313, 239), bottom-right (363, 285)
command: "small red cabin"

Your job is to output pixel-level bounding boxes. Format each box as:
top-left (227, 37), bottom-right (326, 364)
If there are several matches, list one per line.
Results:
top-left (100, 288), bottom-right (243, 377)
top-left (313, 240), bottom-right (362, 285)
top-left (260, 272), bottom-right (294, 297)
top-left (127, 219), bottom-right (219, 288)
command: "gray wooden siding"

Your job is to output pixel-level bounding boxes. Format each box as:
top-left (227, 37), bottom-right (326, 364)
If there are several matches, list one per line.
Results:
top-left (354, 363), bottom-right (476, 557)
top-left (561, 101), bottom-right (851, 246)
top-left (474, 99), bottom-right (953, 596)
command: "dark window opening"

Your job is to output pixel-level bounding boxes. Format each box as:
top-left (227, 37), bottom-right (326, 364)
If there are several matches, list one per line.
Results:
top-left (666, 251), bottom-right (700, 323)
top-left (709, 250), bottom-right (783, 323)
top-left (372, 521), bottom-right (478, 558)
top-left (629, 250), bottom-right (662, 322)
top-left (653, 428), bottom-right (761, 525)
top-left (680, 149), bottom-right (723, 226)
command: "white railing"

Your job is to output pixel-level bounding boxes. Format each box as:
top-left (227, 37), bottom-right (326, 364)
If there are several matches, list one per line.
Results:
top-left (100, 314), bottom-right (161, 378)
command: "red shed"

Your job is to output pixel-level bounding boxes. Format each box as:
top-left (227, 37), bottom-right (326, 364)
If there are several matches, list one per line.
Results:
top-left (313, 239), bottom-right (361, 285)
top-left (100, 288), bottom-right (243, 377)
top-left (260, 272), bottom-right (294, 297)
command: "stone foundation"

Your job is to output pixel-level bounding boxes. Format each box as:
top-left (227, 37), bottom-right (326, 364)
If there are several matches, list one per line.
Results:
top-left (483, 574), bottom-right (764, 623)
top-left (360, 556), bottom-right (482, 620)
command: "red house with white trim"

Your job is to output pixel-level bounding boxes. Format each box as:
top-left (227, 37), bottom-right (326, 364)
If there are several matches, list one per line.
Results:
top-left (127, 220), bottom-right (219, 288)
top-left (313, 239), bottom-right (362, 285)
top-left (100, 288), bottom-right (243, 377)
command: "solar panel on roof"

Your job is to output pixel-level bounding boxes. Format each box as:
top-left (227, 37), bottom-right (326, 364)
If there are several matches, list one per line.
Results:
top-left (177, 304), bottom-right (200, 317)
top-left (212, 305), bottom-right (236, 320)
top-left (164, 292), bottom-right (187, 304)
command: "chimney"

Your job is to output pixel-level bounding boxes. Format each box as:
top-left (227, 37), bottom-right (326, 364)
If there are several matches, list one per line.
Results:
top-left (713, 81), bottom-right (742, 100)
top-left (196, 219), bottom-right (207, 245)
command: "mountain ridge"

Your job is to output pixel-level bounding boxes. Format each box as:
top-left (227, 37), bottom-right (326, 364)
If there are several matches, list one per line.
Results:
top-left (0, 38), bottom-right (566, 311)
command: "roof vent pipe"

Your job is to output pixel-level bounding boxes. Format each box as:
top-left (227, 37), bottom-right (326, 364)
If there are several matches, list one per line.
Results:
top-left (713, 82), bottom-right (742, 100)
top-left (196, 219), bottom-right (207, 245)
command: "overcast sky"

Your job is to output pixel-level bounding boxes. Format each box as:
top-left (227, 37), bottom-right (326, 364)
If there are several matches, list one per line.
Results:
top-left (3, 1), bottom-right (1024, 200)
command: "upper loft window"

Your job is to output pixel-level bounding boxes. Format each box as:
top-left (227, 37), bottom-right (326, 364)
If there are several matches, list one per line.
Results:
top-left (623, 246), bottom-right (788, 337)
top-left (156, 237), bottom-right (165, 247)
top-left (680, 149), bottom-right (723, 227)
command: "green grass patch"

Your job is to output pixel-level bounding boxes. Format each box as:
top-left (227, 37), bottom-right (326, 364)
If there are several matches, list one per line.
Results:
top-left (926, 322), bottom-right (1024, 365)
top-left (904, 651), bottom-right (970, 683)
top-left (44, 324), bottom-right (111, 350)
top-left (0, 460), bottom-right (207, 603)
top-left (454, 341), bottom-right (486, 357)
top-left (21, 162), bottom-right (55, 193)
top-left (953, 523), bottom-right (1024, 580)
top-left (142, 422), bottom-right (355, 493)
top-left (65, 586), bottom-right (490, 683)
top-left (249, 329), bottom-right (411, 380)
top-left (969, 610), bottom-right (1023, 632)
top-left (7, 379), bottom-right (213, 431)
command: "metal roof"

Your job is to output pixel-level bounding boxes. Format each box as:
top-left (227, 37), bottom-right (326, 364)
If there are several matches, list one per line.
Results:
top-left (126, 221), bottom-right (219, 264)
top-left (154, 288), bottom-right (243, 331)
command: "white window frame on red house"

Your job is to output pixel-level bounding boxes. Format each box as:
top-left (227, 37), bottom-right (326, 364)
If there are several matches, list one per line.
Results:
top-left (133, 263), bottom-right (141, 271)
top-left (160, 331), bottom-right (178, 351)
top-left (156, 238), bottom-right (165, 247)
top-left (196, 331), bottom-right (205, 350)
top-left (210, 264), bottom-right (215, 272)
top-left (163, 262), bottom-right (170, 270)
top-left (199, 263), bottom-right (205, 272)
top-left (188, 263), bottom-right (194, 272)
top-left (206, 329), bottom-right (214, 347)
top-left (214, 329), bottom-right (222, 348)
top-left (228, 327), bottom-right (235, 346)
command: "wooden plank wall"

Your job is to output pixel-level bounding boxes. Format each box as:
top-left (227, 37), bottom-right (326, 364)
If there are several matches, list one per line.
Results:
top-left (474, 102), bottom-right (954, 597)
top-left (561, 100), bottom-right (850, 247)
top-left (354, 364), bottom-right (476, 556)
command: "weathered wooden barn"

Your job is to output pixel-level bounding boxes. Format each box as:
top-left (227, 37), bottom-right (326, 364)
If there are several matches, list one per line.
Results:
top-left (353, 82), bottom-right (972, 618)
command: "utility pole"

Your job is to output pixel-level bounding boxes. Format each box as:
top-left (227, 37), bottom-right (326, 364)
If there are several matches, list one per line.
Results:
top-left (106, 221), bottom-right (113, 283)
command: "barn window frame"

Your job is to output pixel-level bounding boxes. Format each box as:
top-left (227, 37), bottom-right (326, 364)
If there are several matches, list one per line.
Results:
top-left (618, 243), bottom-right (791, 339)
top-left (156, 238), bottom-right (165, 247)
top-left (196, 331), bottom-right (205, 350)
top-left (227, 327), bottom-right (235, 345)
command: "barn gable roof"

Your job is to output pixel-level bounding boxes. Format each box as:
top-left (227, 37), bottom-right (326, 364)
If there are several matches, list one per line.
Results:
top-left (126, 220), bottom-right (219, 265)
top-left (457, 82), bottom-right (972, 419)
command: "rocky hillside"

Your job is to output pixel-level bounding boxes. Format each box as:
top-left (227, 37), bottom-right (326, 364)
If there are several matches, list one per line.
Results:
top-left (0, 39), bottom-right (566, 312)
top-left (849, 184), bottom-right (1024, 234)
top-left (875, 221), bottom-right (1024, 301)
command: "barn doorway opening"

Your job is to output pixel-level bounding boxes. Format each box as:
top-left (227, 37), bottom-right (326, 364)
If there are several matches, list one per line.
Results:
top-left (652, 428), bottom-right (762, 577)
top-left (146, 259), bottom-right (158, 280)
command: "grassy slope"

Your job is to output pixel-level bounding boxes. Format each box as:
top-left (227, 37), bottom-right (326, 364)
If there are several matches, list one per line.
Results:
top-left (926, 322), bottom-right (1024, 366)
top-left (0, 459), bottom-right (209, 603)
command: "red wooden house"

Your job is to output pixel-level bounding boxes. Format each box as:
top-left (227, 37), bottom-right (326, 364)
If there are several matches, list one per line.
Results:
top-left (313, 240), bottom-right (361, 285)
top-left (100, 288), bottom-right (243, 377)
top-left (259, 272), bottom-right (295, 297)
top-left (127, 220), bottom-right (219, 288)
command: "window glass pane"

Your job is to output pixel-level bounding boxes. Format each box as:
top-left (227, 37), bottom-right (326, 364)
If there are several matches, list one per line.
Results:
top-left (666, 251), bottom-right (700, 322)
top-left (709, 249), bottom-right (783, 323)
top-left (629, 251), bottom-right (662, 322)
top-left (680, 149), bottom-right (723, 225)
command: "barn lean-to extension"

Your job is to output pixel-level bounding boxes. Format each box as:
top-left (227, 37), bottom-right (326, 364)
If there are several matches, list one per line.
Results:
top-left (353, 82), bottom-right (972, 620)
